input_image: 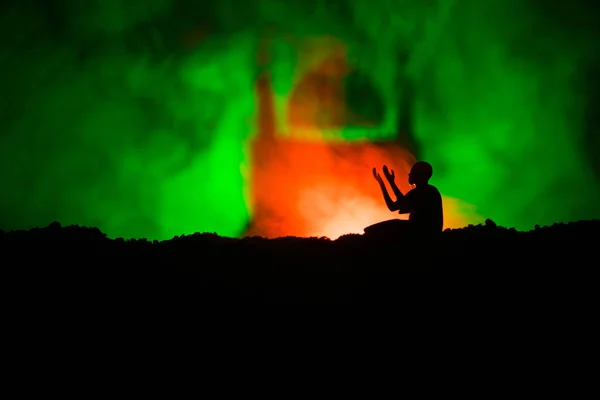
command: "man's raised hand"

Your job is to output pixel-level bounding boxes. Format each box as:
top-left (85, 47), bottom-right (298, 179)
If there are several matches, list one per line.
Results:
top-left (373, 167), bottom-right (383, 185)
top-left (383, 165), bottom-right (395, 182)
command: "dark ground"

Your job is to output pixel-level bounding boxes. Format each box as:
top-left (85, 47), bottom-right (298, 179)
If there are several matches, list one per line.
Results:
top-left (1, 219), bottom-right (597, 303)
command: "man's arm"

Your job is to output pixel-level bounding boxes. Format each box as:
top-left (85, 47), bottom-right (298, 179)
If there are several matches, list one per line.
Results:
top-left (383, 165), bottom-right (406, 210)
top-left (373, 168), bottom-right (400, 212)
top-left (378, 179), bottom-right (401, 212)
top-left (388, 177), bottom-right (404, 202)
top-left (388, 179), bottom-right (414, 213)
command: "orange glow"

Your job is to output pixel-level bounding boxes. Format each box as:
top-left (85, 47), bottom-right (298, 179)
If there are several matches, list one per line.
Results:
top-left (244, 34), bottom-right (482, 239)
top-left (246, 135), bottom-right (481, 239)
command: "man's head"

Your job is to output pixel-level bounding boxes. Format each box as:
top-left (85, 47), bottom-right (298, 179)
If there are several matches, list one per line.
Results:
top-left (408, 161), bottom-right (433, 185)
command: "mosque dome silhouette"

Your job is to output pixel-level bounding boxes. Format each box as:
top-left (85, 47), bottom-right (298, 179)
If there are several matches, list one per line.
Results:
top-left (287, 52), bottom-right (385, 130)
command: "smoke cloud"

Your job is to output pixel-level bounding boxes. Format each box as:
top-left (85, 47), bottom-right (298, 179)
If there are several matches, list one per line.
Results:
top-left (0, 0), bottom-right (598, 240)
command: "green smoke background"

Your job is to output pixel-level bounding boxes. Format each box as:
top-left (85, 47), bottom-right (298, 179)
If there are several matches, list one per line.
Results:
top-left (0, 0), bottom-right (598, 240)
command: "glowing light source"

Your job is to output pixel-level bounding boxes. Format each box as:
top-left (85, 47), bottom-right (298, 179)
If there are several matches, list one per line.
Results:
top-left (245, 34), bottom-right (482, 239)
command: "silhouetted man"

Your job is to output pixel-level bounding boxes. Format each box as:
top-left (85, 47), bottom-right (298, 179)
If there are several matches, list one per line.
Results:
top-left (366, 161), bottom-right (443, 237)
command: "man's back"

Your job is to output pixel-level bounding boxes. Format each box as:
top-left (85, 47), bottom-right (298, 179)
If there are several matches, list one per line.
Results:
top-left (403, 184), bottom-right (444, 233)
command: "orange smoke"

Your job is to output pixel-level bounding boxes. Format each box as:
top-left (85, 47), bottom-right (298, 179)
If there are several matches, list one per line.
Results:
top-left (246, 135), bottom-right (480, 239)
top-left (244, 34), bottom-right (481, 239)
top-left (246, 135), bottom-right (410, 238)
